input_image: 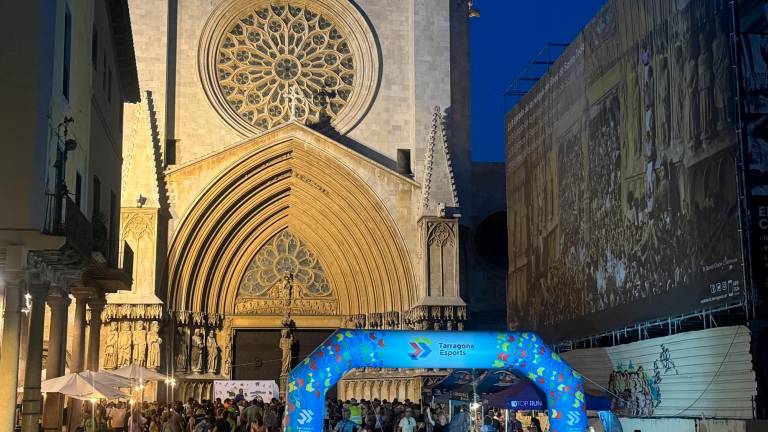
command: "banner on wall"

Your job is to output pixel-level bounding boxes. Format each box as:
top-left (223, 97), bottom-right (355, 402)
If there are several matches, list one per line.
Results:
top-left (561, 326), bottom-right (756, 419)
top-left (213, 380), bottom-right (279, 402)
top-left (505, 0), bottom-right (743, 341)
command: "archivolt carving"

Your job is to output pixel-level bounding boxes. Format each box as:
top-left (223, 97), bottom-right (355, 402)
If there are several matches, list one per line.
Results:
top-left (199, 0), bottom-right (380, 135)
top-left (234, 298), bottom-right (337, 315)
top-left (166, 130), bottom-right (416, 316)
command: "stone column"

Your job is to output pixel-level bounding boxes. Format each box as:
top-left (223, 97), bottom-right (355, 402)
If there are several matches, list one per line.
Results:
top-left (86, 297), bottom-right (106, 371)
top-left (66, 290), bottom-right (90, 431)
top-left (42, 291), bottom-right (70, 431)
top-left (69, 291), bottom-right (90, 373)
top-left (0, 274), bottom-right (24, 431)
top-left (21, 281), bottom-right (50, 432)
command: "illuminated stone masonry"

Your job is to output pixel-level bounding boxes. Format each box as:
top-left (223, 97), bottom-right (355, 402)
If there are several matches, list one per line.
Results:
top-left (199, 0), bottom-right (380, 135)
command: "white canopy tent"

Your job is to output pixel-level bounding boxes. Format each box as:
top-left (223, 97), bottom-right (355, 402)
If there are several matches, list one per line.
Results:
top-left (40, 371), bottom-right (131, 400)
top-left (109, 364), bottom-right (167, 382)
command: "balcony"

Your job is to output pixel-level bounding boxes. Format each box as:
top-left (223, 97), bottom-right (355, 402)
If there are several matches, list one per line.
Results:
top-left (42, 193), bottom-right (93, 259)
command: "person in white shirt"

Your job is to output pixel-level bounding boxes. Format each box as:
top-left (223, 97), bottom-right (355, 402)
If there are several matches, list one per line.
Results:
top-left (398, 408), bottom-right (416, 432)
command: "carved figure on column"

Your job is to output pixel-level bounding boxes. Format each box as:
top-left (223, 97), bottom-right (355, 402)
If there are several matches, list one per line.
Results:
top-left (207, 330), bottom-right (220, 374)
top-left (132, 321), bottom-right (148, 366)
top-left (103, 322), bottom-right (119, 369)
top-left (146, 321), bottom-right (162, 369)
top-left (222, 342), bottom-right (232, 378)
top-left (191, 328), bottom-right (205, 373)
top-left (117, 321), bottom-right (133, 367)
top-left (279, 327), bottom-right (294, 375)
top-left (175, 326), bottom-right (189, 371)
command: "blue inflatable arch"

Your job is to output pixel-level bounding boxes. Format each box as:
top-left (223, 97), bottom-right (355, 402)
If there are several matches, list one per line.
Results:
top-left (284, 330), bottom-right (587, 432)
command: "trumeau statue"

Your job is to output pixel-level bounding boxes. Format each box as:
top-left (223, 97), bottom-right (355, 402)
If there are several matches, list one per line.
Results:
top-left (103, 321), bottom-right (119, 369)
top-left (146, 321), bottom-right (162, 369)
top-left (207, 330), bottom-right (220, 374)
top-left (175, 326), bottom-right (189, 371)
top-left (117, 321), bottom-right (133, 367)
top-left (191, 328), bottom-right (205, 373)
top-left (279, 327), bottom-right (294, 375)
top-left (132, 321), bottom-right (148, 366)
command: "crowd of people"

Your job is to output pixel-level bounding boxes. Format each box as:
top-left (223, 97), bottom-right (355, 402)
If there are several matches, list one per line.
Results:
top-left (77, 395), bottom-right (285, 432)
top-left (75, 396), bottom-right (542, 432)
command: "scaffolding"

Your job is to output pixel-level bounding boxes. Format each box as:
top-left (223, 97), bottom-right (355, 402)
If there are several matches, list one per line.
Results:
top-left (503, 42), bottom-right (569, 111)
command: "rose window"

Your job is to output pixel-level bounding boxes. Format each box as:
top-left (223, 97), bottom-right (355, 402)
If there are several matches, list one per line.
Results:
top-left (215, 4), bottom-right (356, 131)
top-left (239, 230), bottom-right (331, 297)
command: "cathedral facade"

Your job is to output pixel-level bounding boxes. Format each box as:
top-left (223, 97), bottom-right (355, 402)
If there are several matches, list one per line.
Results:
top-left (112, 0), bottom-right (506, 401)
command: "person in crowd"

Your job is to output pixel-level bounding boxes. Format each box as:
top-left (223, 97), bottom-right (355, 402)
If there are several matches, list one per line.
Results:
top-left (109, 401), bottom-right (128, 432)
top-left (333, 407), bottom-right (360, 432)
top-left (447, 406), bottom-right (469, 432)
top-left (194, 414), bottom-right (214, 432)
top-left (126, 406), bottom-right (147, 432)
top-left (249, 412), bottom-right (267, 432)
top-left (234, 388), bottom-right (246, 404)
top-left (213, 407), bottom-right (231, 432)
top-left (398, 407), bottom-right (416, 432)
top-left (502, 410), bottom-right (522, 432)
top-left (480, 415), bottom-right (496, 432)
top-left (530, 417), bottom-right (543, 432)
top-left (242, 397), bottom-right (262, 428)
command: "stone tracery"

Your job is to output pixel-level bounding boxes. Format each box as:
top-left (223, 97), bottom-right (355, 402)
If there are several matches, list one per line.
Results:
top-left (216, 3), bottom-right (356, 130)
top-left (239, 229), bottom-right (331, 298)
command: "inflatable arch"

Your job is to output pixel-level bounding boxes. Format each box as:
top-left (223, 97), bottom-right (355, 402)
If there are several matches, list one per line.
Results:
top-left (284, 330), bottom-right (587, 432)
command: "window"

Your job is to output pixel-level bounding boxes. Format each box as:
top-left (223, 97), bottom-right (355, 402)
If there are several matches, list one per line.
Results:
top-left (92, 175), bottom-right (101, 216)
top-left (91, 28), bottom-right (98, 68)
top-left (62, 7), bottom-right (72, 100)
top-left (107, 69), bottom-right (112, 102)
top-left (75, 171), bottom-right (82, 207)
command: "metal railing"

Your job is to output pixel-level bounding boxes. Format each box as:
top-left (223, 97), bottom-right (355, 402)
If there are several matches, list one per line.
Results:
top-left (41, 193), bottom-right (93, 257)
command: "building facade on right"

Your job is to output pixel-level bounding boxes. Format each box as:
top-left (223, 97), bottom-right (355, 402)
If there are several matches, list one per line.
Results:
top-left (506, 0), bottom-right (768, 426)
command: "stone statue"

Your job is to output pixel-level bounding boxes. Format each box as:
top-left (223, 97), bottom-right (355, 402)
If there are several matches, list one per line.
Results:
top-left (175, 326), bottom-right (189, 371)
top-left (117, 321), bottom-right (133, 367)
top-left (103, 321), bottom-right (119, 369)
top-left (279, 327), bottom-right (294, 375)
top-left (222, 341), bottom-right (232, 378)
top-left (146, 321), bottom-right (162, 369)
top-left (207, 330), bottom-right (220, 374)
top-left (132, 321), bottom-right (148, 366)
top-left (191, 328), bottom-right (205, 373)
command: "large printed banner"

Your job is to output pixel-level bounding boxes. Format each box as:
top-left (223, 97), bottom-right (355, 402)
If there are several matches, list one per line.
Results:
top-left (562, 326), bottom-right (756, 419)
top-left (505, 0), bottom-right (743, 340)
top-left (284, 330), bottom-right (587, 432)
top-left (213, 380), bottom-right (279, 402)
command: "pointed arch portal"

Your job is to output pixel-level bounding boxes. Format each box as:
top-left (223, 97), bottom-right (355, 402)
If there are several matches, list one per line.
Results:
top-left (284, 330), bottom-right (587, 432)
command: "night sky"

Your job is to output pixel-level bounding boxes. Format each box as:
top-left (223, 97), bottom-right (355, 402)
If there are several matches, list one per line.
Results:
top-left (470, 0), bottom-right (606, 162)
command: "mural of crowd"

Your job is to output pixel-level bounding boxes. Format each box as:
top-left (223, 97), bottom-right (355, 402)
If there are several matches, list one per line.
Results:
top-left (507, 0), bottom-right (742, 332)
